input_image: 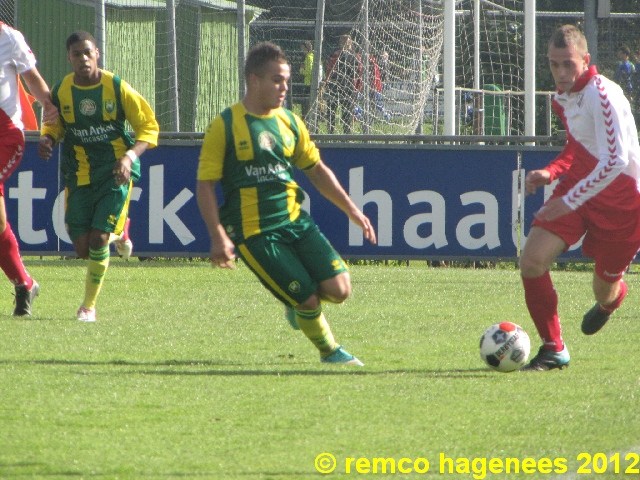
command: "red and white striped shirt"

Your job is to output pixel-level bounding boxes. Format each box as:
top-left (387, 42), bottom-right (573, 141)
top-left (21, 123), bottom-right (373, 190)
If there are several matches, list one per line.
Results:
top-left (0, 23), bottom-right (37, 131)
top-left (547, 65), bottom-right (640, 215)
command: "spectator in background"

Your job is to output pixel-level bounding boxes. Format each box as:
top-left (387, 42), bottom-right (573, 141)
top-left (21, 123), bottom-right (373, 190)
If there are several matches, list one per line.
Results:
top-left (299, 40), bottom-right (315, 118)
top-left (362, 53), bottom-right (391, 122)
top-left (614, 45), bottom-right (634, 100)
top-left (324, 34), bottom-right (362, 134)
top-left (378, 50), bottom-right (389, 90)
top-left (0, 22), bottom-right (58, 316)
top-left (632, 46), bottom-right (640, 123)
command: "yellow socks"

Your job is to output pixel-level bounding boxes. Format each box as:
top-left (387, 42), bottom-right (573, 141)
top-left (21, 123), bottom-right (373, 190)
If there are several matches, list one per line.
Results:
top-left (295, 307), bottom-right (337, 357)
top-left (83, 246), bottom-right (110, 310)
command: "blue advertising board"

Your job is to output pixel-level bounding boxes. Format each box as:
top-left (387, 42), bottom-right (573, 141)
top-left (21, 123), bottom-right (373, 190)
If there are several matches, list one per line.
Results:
top-left (10, 139), bottom-right (578, 261)
top-left (297, 146), bottom-right (520, 259)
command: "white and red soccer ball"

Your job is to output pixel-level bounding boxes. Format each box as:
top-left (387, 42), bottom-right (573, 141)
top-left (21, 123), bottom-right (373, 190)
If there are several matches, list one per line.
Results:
top-left (479, 322), bottom-right (530, 372)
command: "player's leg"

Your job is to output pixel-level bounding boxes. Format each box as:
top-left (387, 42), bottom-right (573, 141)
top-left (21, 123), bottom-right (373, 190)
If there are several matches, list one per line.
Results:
top-left (237, 228), bottom-right (362, 365)
top-left (65, 185), bottom-right (97, 321)
top-left (79, 181), bottom-right (131, 321)
top-left (109, 181), bottom-right (133, 260)
top-left (581, 234), bottom-right (638, 335)
top-left (237, 236), bottom-right (336, 353)
top-left (66, 185), bottom-right (94, 260)
top-left (519, 226), bottom-right (570, 370)
top-left (0, 191), bottom-right (39, 316)
top-left (581, 276), bottom-right (627, 335)
top-left (292, 290), bottom-right (362, 365)
top-left (0, 134), bottom-right (39, 316)
top-left (293, 221), bottom-right (363, 365)
top-left (317, 271), bottom-right (351, 304)
top-left (326, 92), bottom-right (337, 134)
top-left (76, 227), bottom-right (110, 322)
top-left (341, 94), bottom-right (353, 134)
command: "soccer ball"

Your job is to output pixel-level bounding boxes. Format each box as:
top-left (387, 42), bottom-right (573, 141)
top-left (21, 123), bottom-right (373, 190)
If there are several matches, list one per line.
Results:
top-left (479, 322), bottom-right (530, 373)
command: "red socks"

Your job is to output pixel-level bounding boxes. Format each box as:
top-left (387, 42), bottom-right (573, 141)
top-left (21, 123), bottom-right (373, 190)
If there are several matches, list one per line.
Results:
top-left (600, 279), bottom-right (628, 313)
top-left (522, 271), bottom-right (564, 352)
top-left (0, 223), bottom-right (32, 288)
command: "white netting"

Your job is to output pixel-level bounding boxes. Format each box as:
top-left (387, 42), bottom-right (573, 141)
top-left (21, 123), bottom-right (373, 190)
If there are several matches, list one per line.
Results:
top-left (0, 1), bottom-right (15, 26)
top-left (315, 1), bottom-right (444, 135)
top-left (250, 0), bottom-right (444, 135)
top-left (11, 0), bottom-right (640, 135)
top-left (453, 0), bottom-right (524, 136)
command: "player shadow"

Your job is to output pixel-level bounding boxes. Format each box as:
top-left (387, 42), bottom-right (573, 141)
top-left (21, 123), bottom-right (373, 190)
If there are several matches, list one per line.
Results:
top-left (0, 358), bottom-right (493, 377)
top-left (130, 368), bottom-right (494, 378)
top-left (0, 465), bottom-right (332, 478)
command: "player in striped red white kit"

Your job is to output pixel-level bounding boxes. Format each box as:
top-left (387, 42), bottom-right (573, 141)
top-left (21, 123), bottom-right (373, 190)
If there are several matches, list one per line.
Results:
top-left (0, 23), bottom-right (57, 316)
top-left (519, 25), bottom-right (640, 371)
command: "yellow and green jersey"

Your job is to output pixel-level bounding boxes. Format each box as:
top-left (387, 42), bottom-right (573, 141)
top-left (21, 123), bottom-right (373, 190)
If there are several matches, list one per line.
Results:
top-left (42, 70), bottom-right (159, 187)
top-left (301, 52), bottom-right (314, 85)
top-left (197, 102), bottom-right (321, 243)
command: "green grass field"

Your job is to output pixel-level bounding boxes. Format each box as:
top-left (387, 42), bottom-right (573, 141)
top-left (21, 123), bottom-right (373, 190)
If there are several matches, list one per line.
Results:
top-left (1, 258), bottom-right (639, 479)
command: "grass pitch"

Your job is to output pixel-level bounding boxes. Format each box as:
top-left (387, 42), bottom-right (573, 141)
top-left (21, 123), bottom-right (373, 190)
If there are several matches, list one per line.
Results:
top-left (1, 259), bottom-right (639, 479)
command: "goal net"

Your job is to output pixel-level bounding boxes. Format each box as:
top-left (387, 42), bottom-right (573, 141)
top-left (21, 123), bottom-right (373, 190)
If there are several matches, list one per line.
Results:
top-left (453, 0), bottom-right (525, 137)
top-left (250, 0), bottom-right (445, 135)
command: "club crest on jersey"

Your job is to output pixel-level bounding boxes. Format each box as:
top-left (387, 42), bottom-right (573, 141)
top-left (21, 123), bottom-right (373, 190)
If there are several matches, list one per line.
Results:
top-left (104, 99), bottom-right (116, 114)
top-left (258, 131), bottom-right (276, 151)
top-left (79, 99), bottom-right (97, 116)
top-left (288, 281), bottom-right (301, 293)
top-left (282, 132), bottom-right (293, 148)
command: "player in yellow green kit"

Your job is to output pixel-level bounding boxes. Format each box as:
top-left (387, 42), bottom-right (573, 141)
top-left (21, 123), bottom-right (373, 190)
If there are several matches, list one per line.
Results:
top-left (38, 31), bottom-right (159, 322)
top-left (196, 41), bottom-right (376, 365)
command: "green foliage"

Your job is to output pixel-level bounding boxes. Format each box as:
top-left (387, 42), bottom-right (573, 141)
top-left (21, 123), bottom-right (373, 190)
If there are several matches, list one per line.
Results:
top-left (1, 259), bottom-right (638, 478)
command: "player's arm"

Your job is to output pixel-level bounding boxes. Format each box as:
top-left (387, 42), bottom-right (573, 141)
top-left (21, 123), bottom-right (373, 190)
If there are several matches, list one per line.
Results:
top-left (120, 80), bottom-right (160, 149)
top-left (525, 99), bottom-right (573, 196)
top-left (20, 67), bottom-right (58, 125)
top-left (303, 160), bottom-right (376, 245)
top-left (117, 81), bottom-right (160, 185)
top-left (196, 180), bottom-right (236, 269)
top-left (562, 85), bottom-right (629, 210)
top-left (38, 86), bottom-right (65, 161)
top-left (528, 145), bottom-right (575, 218)
top-left (289, 114), bottom-right (374, 243)
top-left (114, 140), bottom-right (150, 187)
top-left (196, 115), bottom-right (235, 268)
top-left (525, 144), bottom-right (572, 196)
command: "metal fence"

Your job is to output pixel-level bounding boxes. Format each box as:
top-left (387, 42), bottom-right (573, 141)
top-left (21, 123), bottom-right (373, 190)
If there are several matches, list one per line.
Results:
top-left (3, 1), bottom-right (640, 137)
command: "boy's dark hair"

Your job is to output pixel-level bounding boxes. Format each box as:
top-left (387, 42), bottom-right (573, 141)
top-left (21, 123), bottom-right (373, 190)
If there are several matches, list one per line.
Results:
top-left (244, 41), bottom-right (287, 81)
top-left (549, 25), bottom-right (588, 55)
top-left (66, 31), bottom-right (97, 51)
top-left (618, 45), bottom-right (631, 57)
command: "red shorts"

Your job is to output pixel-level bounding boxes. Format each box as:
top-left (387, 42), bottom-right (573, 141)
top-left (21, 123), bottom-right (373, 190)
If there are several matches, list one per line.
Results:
top-left (0, 126), bottom-right (25, 197)
top-left (533, 202), bottom-right (640, 283)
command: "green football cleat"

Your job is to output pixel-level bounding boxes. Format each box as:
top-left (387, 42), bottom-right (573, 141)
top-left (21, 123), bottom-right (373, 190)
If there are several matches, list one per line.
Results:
top-left (321, 346), bottom-right (364, 366)
top-left (520, 345), bottom-right (570, 371)
top-left (284, 305), bottom-right (300, 330)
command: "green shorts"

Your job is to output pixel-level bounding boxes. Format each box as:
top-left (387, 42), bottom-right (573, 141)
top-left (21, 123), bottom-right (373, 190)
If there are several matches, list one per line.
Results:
top-left (236, 213), bottom-right (348, 307)
top-left (65, 179), bottom-right (132, 241)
